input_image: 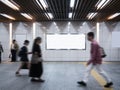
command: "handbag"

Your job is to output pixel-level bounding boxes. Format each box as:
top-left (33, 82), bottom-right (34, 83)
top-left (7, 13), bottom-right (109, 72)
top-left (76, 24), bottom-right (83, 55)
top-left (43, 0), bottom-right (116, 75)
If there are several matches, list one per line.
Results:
top-left (31, 55), bottom-right (43, 64)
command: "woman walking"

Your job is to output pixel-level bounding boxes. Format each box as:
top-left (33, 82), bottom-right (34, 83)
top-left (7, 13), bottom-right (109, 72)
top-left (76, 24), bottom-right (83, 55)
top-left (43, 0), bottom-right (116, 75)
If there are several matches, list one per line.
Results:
top-left (29, 37), bottom-right (45, 82)
top-left (16, 40), bottom-right (30, 75)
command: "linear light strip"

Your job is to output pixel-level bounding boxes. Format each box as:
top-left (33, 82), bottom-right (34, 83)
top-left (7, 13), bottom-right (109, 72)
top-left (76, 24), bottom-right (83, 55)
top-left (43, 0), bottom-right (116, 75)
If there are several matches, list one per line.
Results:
top-left (87, 13), bottom-right (97, 19)
top-left (108, 13), bottom-right (120, 20)
top-left (21, 13), bottom-right (33, 20)
top-left (36, 0), bottom-right (48, 9)
top-left (48, 13), bottom-right (53, 19)
top-left (96, 22), bottom-right (100, 43)
top-left (0, 0), bottom-right (20, 10)
top-left (69, 13), bottom-right (72, 18)
top-left (95, 0), bottom-right (111, 10)
top-left (33, 23), bottom-right (36, 39)
top-left (0, 14), bottom-right (15, 20)
top-left (70, 0), bottom-right (75, 8)
top-left (9, 23), bottom-right (12, 49)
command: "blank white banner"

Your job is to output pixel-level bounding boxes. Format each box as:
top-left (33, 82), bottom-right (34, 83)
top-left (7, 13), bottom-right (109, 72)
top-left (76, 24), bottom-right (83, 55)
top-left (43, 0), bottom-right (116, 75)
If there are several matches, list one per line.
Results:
top-left (46, 34), bottom-right (86, 50)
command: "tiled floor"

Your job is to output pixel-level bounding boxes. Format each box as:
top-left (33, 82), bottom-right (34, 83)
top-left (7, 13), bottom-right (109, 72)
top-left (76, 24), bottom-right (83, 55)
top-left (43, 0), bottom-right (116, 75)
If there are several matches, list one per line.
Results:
top-left (0, 62), bottom-right (119, 90)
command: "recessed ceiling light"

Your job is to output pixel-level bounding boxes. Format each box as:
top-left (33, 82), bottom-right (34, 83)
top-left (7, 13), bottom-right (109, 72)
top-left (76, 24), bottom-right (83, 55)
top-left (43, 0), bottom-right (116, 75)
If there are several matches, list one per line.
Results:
top-left (87, 13), bottom-right (97, 19)
top-left (0, 14), bottom-right (15, 20)
top-left (36, 0), bottom-right (48, 9)
top-left (21, 13), bottom-right (33, 20)
top-left (95, 0), bottom-right (111, 10)
top-left (0, 0), bottom-right (20, 10)
top-left (54, 22), bottom-right (57, 25)
top-left (70, 0), bottom-right (75, 8)
top-left (108, 13), bottom-right (120, 20)
top-left (48, 13), bottom-right (53, 19)
top-left (69, 13), bottom-right (72, 18)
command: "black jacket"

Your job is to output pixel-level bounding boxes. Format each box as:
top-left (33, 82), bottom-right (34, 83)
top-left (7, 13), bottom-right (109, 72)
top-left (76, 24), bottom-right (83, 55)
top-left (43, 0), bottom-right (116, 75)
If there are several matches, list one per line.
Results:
top-left (32, 44), bottom-right (42, 57)
top-left (20, 46), bottom-right (29, 61)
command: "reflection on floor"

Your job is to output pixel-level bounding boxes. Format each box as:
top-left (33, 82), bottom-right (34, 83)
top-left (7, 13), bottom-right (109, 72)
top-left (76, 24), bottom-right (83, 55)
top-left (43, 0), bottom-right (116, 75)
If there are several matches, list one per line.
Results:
top-left (0, 61), bottom-right (119, 90)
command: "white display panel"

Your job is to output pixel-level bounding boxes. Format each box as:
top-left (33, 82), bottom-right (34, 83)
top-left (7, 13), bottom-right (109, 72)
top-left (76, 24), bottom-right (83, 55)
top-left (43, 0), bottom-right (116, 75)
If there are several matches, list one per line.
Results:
top-left (46, 34), bottom-right (86, 49)
top-left (112, 32), bottom-right (120, 48)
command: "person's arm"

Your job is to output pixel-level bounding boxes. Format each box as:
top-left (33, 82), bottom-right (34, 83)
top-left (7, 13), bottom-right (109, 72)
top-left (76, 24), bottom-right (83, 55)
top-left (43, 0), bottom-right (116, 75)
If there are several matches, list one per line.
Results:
top-left (87, 43), bottom-right (98, 65)
top-left (27, 52), bottom-right (32, 54)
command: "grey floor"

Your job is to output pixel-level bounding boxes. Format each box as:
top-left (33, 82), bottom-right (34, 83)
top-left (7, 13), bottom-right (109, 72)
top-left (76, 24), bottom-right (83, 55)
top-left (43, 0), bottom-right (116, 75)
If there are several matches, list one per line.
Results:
top-left (0, 62), bottom-right (119, 90)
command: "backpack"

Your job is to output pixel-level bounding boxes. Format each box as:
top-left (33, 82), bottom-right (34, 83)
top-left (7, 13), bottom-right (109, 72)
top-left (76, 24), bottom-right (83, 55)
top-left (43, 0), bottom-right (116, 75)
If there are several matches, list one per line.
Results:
top-left (100, 47), bottom-right (107, 58)
top-left (18, 47), bottom-right (24, 57)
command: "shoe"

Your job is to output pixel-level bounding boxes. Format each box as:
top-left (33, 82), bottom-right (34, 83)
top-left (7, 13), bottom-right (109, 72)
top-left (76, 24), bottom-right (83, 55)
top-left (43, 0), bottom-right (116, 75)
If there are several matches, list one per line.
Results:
top-left (38, 79), bottom-right (45, 82)
top-left (104, 82), bottom-right (113, 88)
top-left (16, 72), bottom-right (19, 74)
top-left (31, 78), bottom-right (37, 82)
top-left (77, 81), bottom-right (87, 86)
top-left (31, 78), bottom-right (40, 82)
top-left (15, 72), bottom-right (21, 76)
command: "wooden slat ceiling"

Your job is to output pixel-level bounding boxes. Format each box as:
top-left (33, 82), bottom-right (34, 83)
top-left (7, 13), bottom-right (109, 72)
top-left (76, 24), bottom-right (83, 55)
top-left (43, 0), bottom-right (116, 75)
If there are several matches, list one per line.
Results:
top-left (0, 0), bottom-right (120, 22)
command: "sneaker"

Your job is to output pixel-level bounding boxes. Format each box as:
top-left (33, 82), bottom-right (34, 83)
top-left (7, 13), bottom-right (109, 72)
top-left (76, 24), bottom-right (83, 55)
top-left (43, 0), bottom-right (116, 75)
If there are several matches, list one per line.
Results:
top-left (77, 81), bottom-right (87, 86)
top-left (104, 82), bottom-right (113, 88)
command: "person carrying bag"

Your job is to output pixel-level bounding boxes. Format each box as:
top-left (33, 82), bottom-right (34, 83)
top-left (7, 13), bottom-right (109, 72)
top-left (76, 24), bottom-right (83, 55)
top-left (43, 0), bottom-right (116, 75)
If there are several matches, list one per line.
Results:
top-left (29, 37), bottom-right (45, 82)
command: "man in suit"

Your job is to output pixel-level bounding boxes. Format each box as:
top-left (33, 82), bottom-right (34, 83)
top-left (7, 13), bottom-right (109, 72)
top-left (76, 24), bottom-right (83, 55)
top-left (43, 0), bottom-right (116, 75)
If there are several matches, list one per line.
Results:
top-left (77, 32), bottom-right (113, 88)
top-left (0, 42), bottom-right (4, 63)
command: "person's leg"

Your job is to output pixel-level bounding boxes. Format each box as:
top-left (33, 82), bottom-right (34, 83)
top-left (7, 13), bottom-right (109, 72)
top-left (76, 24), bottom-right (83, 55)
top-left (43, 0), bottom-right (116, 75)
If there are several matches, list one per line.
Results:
top-left (37, 62), bottom-right (45, 82)
top-left (27, 62), bottom-right (30, 69)
top-left (11, 50), bottom-right (16, 62)
top-left (13, 50), bottom-right (17, 62)
top-left (95, 64), bottom-right (113, 87)
top-left (83, 64), bottom-right (94, 83)
top-left (39, 62), bottom-right (43, 77)
top-left (77, 63), bottom-right (94, 86)
top-left (11, 50), bottom-right (14, 62)
top-left (16, 62), bottom-right (24, 75)
top-left (0, 52), bottom-right (1, 63)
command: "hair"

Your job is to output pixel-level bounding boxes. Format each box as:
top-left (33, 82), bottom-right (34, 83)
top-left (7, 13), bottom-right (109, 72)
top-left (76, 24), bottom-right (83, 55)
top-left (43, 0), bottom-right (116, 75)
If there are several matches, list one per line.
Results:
top-left (32, 37), bottom-right (42, 52)
top-left (87, 32), bottom-right (94, 38)
top-left (12, 39), bottom-right (16, 43)
top-left (24, 40), bottom-right (29, 45)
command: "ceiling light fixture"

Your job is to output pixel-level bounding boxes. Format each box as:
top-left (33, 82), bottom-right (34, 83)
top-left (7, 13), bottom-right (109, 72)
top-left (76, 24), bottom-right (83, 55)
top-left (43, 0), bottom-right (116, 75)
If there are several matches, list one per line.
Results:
top-left (69, 13), bottom-right (72, 18)
top-left (21, 13), bottom-right (33, 20)
top-left (53, 22), bottom-right (57, 25)
top-left (87, 13), bottom-right (97, 19)
top-left (48, 13), bottom-right (53, 19)
top-left (36, 0), bottom-right (48, 9)
top-left (45, 13), bottom-right (49, 18)
top-left (0, 0), bottom-right (20, 10)
top-left (0, 14), bottom-right (15, 20)
top-left (95, 0), bottom-right (111, 10)
top-left (70, 0), bottom-right (75, 8)
top-left (108, 13), bottom-right (120, 20)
